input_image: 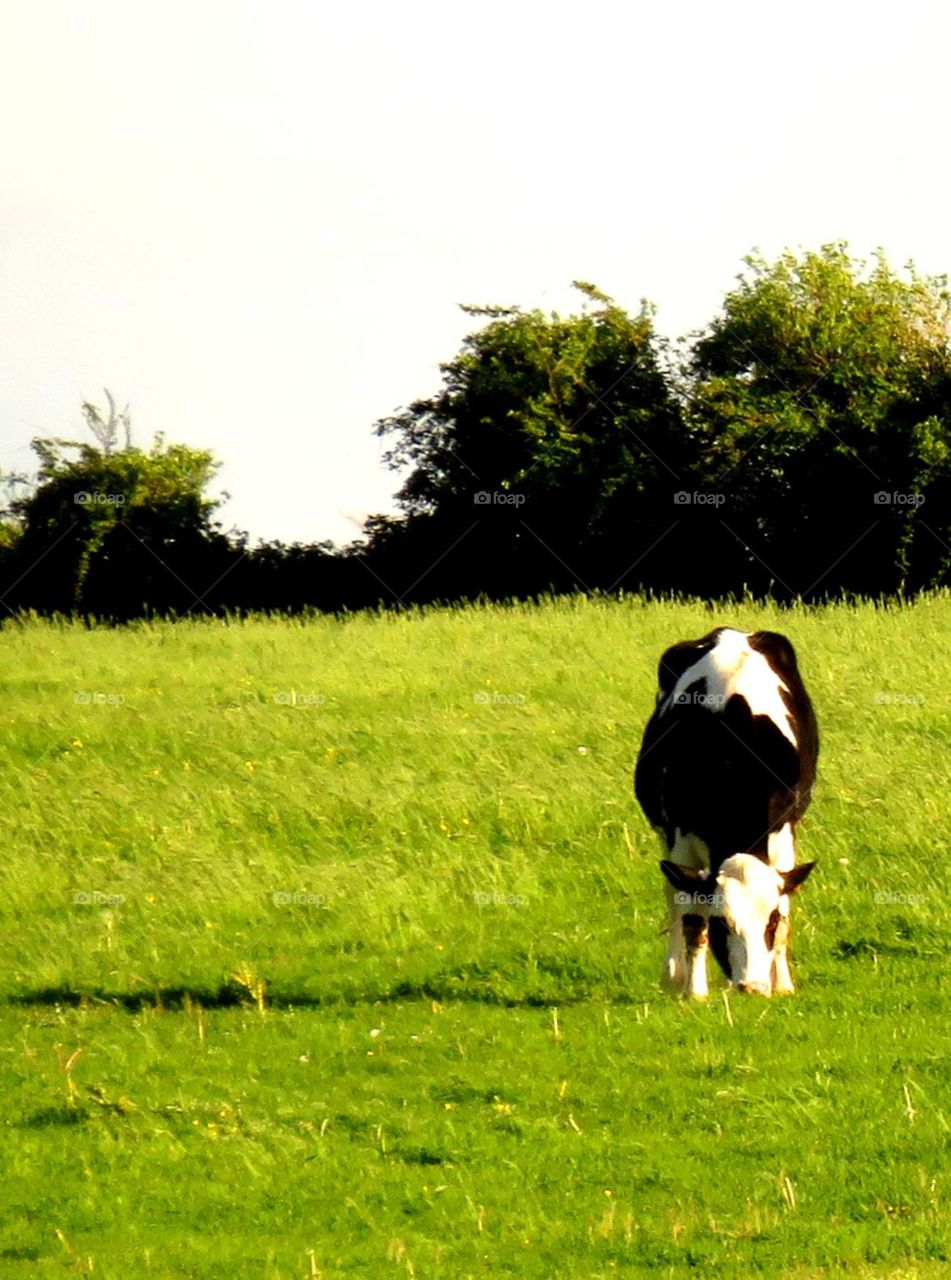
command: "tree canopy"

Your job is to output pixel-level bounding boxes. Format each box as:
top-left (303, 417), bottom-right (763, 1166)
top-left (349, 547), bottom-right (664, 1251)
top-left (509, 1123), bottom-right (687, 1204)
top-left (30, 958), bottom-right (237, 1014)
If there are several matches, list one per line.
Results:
top-left (2, 246), bottom-right (949, 619)
top-left (2, 399), bottom-right (233, 617)
top-left (370, 281), bottom-right (689, 598)
top-left (367, 246), bottom-right (951, 601)
top-left (686, 243), bottom-right (951, 594)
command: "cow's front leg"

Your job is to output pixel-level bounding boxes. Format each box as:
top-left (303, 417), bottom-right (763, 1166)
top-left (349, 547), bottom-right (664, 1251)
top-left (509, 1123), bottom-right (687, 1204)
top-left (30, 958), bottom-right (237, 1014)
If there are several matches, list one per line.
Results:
top-left (682, 912), bottom-right (709, 999)
top-left (661, 879), bottom-right (687, 990)
top-left (770, 910), bottom-right (795, 995)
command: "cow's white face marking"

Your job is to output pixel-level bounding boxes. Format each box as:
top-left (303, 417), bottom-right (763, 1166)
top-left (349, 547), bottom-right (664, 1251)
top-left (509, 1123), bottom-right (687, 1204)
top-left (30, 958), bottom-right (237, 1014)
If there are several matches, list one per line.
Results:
top-left (661, 628), bottom-right (797, 746)
top-left (715, 855), bottom-right (785, 994)
top-left (659, 854), bottom-right (816, 996)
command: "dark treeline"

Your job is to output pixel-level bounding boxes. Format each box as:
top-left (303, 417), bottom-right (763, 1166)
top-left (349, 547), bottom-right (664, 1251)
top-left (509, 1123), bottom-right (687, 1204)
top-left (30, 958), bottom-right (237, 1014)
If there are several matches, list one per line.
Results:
top-left (2, 244), bottom-right (949, 620)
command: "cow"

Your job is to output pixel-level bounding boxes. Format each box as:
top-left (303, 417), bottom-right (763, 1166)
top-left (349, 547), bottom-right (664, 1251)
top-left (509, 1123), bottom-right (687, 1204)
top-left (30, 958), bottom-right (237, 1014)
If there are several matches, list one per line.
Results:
top-left (633, 627), bottom-right (818, 997)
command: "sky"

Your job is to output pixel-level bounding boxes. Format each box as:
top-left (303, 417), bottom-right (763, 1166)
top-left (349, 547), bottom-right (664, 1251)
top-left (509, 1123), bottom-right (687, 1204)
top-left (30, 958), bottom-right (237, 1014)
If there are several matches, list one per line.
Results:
top-left (2, 0), bottom-right (949, 546)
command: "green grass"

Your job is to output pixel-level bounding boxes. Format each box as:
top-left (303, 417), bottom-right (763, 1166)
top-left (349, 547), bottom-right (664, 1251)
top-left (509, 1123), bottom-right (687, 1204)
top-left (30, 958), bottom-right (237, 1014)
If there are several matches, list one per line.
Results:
top-left (0, 594), bottom-right (948, 1277)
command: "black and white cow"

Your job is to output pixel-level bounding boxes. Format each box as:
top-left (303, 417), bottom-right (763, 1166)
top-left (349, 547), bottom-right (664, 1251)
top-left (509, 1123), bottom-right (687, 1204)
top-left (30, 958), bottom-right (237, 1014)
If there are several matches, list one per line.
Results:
top-left (634, 627), bottom-right (818, 997)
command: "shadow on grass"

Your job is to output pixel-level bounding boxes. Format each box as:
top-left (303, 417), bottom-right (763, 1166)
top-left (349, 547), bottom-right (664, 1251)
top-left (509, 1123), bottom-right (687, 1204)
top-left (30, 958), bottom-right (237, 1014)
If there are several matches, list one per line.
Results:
top-left (21, 1105), bottom-right (88, 1127)
top-left (6, 978), bottom-right (644, 1012)
top-left (832, 936), bottom-right (939, 959)
top-left (10, 938), bottom-right (924, 1011)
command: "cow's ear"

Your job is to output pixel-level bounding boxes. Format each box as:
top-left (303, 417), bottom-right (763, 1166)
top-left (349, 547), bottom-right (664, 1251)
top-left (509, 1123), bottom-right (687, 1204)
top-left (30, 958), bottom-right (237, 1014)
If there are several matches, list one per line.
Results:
top-left (781, 861), bottom-right (817, 895)
top-left (660, 860), bottom-right (707, 892)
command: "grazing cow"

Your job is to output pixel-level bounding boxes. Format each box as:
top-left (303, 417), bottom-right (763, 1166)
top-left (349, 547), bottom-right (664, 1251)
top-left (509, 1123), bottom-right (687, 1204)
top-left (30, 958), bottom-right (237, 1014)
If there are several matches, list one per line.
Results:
top-left (634, 627), bottom-right (818, 997)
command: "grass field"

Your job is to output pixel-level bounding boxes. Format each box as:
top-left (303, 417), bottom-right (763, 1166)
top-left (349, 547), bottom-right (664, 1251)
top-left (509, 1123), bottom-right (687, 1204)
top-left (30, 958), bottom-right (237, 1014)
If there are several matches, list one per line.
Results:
top-left (0, 594), bottom-right (948, 1278)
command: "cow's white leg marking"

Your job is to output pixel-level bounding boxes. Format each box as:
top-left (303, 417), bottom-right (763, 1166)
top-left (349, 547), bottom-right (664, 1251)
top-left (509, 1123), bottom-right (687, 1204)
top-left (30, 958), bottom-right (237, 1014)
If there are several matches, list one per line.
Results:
top-left (772, 950), bottom-right (795, 995)
top-left (767, 823), bottom-right (795, 872)
top-left (662, 878), bottom-right (687, 990)
top-left (660, 829), bottom-right (710, 995)
top-left (767, 825), bottom-right (796, 993)
top-left (684, 916), bottom-right (709, 999)
top-left (770, 903), bottom-right (795, 994)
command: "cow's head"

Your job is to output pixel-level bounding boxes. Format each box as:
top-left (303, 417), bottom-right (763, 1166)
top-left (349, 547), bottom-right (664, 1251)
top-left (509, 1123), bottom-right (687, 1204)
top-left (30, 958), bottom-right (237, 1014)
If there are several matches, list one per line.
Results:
top-left (660, 856), bottom-right (816, 995)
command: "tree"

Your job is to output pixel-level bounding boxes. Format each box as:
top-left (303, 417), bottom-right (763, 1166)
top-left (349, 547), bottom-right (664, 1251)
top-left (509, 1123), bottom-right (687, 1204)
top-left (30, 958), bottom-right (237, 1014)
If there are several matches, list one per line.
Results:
top-left (368, 282), bottom-right (687, 600)
top-left (2, 397), bottom-right (236, 617)
top-left (686, 244), bottom-right (951, 595)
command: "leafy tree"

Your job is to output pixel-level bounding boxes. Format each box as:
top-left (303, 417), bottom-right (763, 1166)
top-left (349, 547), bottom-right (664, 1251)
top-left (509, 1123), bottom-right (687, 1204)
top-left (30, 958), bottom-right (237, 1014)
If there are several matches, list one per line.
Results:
top-left (686, 244), bottom-right (951, 595)
top-left (370, 282), bottom-right (687, 598)
top-left (3, 399), bottom-right (235, 617)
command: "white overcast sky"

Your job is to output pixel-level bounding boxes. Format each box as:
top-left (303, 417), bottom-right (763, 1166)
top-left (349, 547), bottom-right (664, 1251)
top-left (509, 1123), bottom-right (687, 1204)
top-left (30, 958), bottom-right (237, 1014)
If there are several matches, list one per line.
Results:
top-left (1, 0), bottom-right (949, 545)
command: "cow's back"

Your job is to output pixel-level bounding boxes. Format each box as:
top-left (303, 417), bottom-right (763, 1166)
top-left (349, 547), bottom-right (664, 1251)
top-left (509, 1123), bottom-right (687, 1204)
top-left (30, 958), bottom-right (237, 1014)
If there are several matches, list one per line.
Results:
top-left (634, 627), bottom-right (818, 868)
